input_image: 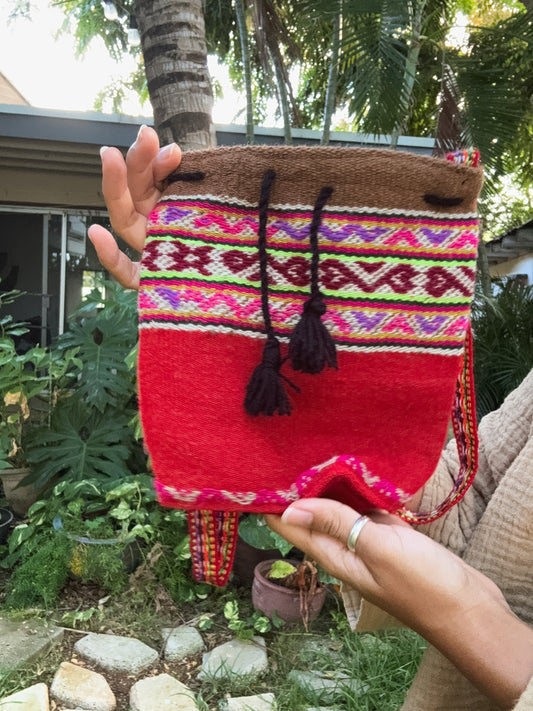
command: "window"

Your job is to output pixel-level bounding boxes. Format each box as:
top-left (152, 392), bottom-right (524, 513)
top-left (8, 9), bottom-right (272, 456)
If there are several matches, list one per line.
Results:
top-left (0, 208), bottom-right (138, 347)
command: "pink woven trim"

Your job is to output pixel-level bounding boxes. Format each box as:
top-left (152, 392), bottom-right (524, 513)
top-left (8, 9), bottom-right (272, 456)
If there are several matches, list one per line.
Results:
top-left (154, 454), bottom-right (411, 511)
top-left (153, 198), bottom-right (479, 226)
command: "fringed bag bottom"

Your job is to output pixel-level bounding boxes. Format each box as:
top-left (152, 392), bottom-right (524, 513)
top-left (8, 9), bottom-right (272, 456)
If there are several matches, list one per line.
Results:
top-left (187, 509), bottom-right (239, 586)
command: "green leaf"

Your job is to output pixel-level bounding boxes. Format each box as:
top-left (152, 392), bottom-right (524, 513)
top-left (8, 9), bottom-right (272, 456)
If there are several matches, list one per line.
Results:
top-left (224, 599), bottom-right (239, 621)
top-left (268, 560), bottom-right (297, 579)
top-left (270, 610), bottom-right (286, 629)
top-left (238, 515), bottom-right (277, 550)
top-left (252, 615), bottom-right (271, 634)
top-left (197, 614), bottom-right (214, 631)
top-left (24, 398), bottom-right (132, 489)
top-left (108, 501), bottom-right (133, 521)
top-left (228, 619), bottom-right (248, 632)
top-left (173, 536), bottom-right (191, 560)
top-left (268, 531), bottom-right (294, 557)
top-left (8, 524), bottom-right (34, 553)
top-left (61, 607), bottom-right (98, 628)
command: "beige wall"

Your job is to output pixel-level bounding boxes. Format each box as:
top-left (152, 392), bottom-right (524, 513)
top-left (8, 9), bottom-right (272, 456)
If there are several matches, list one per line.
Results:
top-left (0, 73), bottom-right (30, 106)
top-left (0, 166), bottom-right (105, 209)
top-left (0, 136), bottom-right (106, 209)
top-left (490, 253), bottom-right (533, 284)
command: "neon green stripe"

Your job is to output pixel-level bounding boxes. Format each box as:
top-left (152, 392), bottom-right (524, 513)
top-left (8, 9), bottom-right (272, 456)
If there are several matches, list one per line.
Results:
top-left (140, 271), bottom-right (471, 305)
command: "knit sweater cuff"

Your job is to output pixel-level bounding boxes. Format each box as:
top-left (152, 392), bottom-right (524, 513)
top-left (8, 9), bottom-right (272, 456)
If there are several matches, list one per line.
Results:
top-left (340, 583), bottom-right (403, 632)
top-left (513, 675), bottom-right (533, 711)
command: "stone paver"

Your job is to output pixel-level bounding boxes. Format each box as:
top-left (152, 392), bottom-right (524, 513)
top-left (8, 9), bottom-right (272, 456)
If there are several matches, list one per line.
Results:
top-left (288, 669), bottom-right (368, 705)
top-left (163, 626), bottom-right (205, 661)
top-left (200, 637), bottom-right (268, 681)
top-left (0, 682), bottom-right (49, 711)
top-left (0, 622), bottom-right (374, 711)
top-left (223, 692), bottom-right (276, 710)
top-left (50, 662), bottom-right (116, 711)
top-left (74, 633), bottom-right (158, 674)
top-left (0, 617), bottom-right (63, 673)
top-left (130, 674), bottom-right (198, 711)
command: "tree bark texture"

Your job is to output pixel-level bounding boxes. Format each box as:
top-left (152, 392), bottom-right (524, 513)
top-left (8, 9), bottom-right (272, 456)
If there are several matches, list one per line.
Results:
top-left (234, 0), bottom-right (254, 144)
top-left (321, 9), bottom-right (341, 146)
top-left (390, 0), bottom-right (426, 149)
top-left (135, 0), bottom-right (215, 150)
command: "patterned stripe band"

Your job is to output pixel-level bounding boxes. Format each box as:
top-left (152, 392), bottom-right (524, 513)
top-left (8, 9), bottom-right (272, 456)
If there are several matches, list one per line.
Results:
top-left (140, 198), bottom-right (479, 356)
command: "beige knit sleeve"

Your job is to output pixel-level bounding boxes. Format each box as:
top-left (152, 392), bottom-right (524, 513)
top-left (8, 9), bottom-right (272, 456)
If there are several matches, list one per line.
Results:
top-left (341, 368), bottom-right (533, 631)
top-left (513, 676), bottom-right (533, 711)
top-left (414, 367), bottom-right (533, 557)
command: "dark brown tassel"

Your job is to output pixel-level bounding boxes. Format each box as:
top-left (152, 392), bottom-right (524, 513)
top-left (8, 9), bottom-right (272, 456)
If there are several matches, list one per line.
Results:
top-left (289, 186), bottom-right (337, 374)
top-left (244, 169), bottom-right (296, 416)
top-left (244, 334), bottom-right (292, 416)
top-left (289, 293), bottom-right (337, 374)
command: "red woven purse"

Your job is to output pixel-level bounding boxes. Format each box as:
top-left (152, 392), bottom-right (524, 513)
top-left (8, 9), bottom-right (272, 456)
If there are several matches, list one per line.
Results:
top-left (138, 146), bottom-right (483, 585)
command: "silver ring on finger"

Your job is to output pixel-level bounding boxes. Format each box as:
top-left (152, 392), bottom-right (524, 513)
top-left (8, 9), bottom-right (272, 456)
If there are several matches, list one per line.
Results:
top-left (346, 515), bottom-right (370, 553)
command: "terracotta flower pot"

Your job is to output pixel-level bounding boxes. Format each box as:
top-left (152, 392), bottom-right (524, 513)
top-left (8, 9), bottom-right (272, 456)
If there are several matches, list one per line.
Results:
top-left (0, 467), bottom-right (40, 517)
top-left (252, 558), bottom-right (327, 624)
top-left (232, 537), bottom-right (282, 587)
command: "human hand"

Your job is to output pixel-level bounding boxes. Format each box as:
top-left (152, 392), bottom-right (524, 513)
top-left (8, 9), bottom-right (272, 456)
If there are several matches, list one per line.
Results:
top-left (88, 125), bottom-right (182, 289)
top-left (266, 499), bottom-right (533, 708)
top-left (266, 498), bottom-right (502, 637)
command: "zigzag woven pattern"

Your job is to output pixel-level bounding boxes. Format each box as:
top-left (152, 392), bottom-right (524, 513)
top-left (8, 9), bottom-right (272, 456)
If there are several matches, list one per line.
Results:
top-left (140, 198), bottom-right (479, 355)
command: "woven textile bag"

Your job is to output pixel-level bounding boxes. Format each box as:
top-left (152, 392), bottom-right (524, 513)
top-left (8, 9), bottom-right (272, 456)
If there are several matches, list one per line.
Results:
top-left (138, 145), bottom-right (483, 585)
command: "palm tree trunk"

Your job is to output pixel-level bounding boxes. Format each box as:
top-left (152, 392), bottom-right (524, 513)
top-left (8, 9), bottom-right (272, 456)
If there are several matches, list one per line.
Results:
top-left (322, 7), bottom-right (341, 146)
top-left (390, 0), bottom-right (426, 149)
top-left (135, 0), bottom-right (215, 150)
top-left (234, 0), bottom-right (254, 144)
top-left (477, 233), bottom-right (492, 297)
top-left (268, 42), bottom-right (292, 145)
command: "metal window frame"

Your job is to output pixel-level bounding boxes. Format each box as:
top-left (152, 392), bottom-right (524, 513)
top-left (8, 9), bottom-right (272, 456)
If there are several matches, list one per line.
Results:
top-left (0, 204), bottom-right (108, 339)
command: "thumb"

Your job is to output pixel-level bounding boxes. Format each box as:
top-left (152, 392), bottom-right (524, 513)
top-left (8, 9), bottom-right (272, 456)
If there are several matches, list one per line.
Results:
top-left (268, 498), bottom-right (374, 555)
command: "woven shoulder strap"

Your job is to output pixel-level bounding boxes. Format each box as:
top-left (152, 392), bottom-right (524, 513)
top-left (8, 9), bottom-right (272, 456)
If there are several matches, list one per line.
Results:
top-left (187, 510), bottom-right (239, 586)
top-left (398, 325), bottom-right (478, 524)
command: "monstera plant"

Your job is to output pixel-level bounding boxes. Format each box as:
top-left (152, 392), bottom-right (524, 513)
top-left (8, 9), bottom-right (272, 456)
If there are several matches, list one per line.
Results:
top-left (0, 286), bottom-right (79, 513)
top-left (21, 283), bottom-right (145, 493)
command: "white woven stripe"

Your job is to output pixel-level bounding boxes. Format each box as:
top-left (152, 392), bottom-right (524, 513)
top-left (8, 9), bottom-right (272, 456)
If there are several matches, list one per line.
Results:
top-left (138, 321), bottom-right (465, 356)
top-left (158, 193), bottom-right (478, 221)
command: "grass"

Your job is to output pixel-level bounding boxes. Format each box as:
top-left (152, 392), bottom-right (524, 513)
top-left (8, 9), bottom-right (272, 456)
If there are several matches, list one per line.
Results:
top-left (193, 594), bottom-right (426, 710)
top-left (0, 645), bottom-right (66, 700)
top-left (0, 576), bottom-right (426, 710)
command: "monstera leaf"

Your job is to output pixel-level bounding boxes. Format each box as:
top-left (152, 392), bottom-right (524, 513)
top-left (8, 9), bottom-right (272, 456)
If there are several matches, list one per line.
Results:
top-left (58, 313), bottom-right (135, 412)
top-left (24, 397), bottom-right (132, 489)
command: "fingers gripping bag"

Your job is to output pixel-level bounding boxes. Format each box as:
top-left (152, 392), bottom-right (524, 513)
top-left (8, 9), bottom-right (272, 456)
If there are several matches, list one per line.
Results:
top-left (138, 145), bottom-right (483, 585)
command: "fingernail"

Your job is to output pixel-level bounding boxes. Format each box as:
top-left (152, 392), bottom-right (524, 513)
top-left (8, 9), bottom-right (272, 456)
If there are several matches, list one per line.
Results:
top-left (159, 142), bottom-right (178, 159)
top-left (137, 124), bottom-right (147, 140)
top-left (281, 505), bottom-right (314, 528)
top-left (99, 146), bottom-right (109, 159)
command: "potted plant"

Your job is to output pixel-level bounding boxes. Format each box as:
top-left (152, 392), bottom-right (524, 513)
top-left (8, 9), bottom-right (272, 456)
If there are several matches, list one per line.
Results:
top-left (232, 513), bottom-right (296, 586)
top-left (252, 558), bottom-right (327, 630)
top-left (0, 286), bottom-right (79, 515)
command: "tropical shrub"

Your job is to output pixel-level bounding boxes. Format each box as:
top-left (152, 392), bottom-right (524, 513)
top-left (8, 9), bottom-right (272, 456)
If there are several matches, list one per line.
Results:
top-left (21, 282), bottom-right (146, 491)
top-left (0, 286), bottom-right (79, 471)
top-left (472, 278), bottom-right (533, 420)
